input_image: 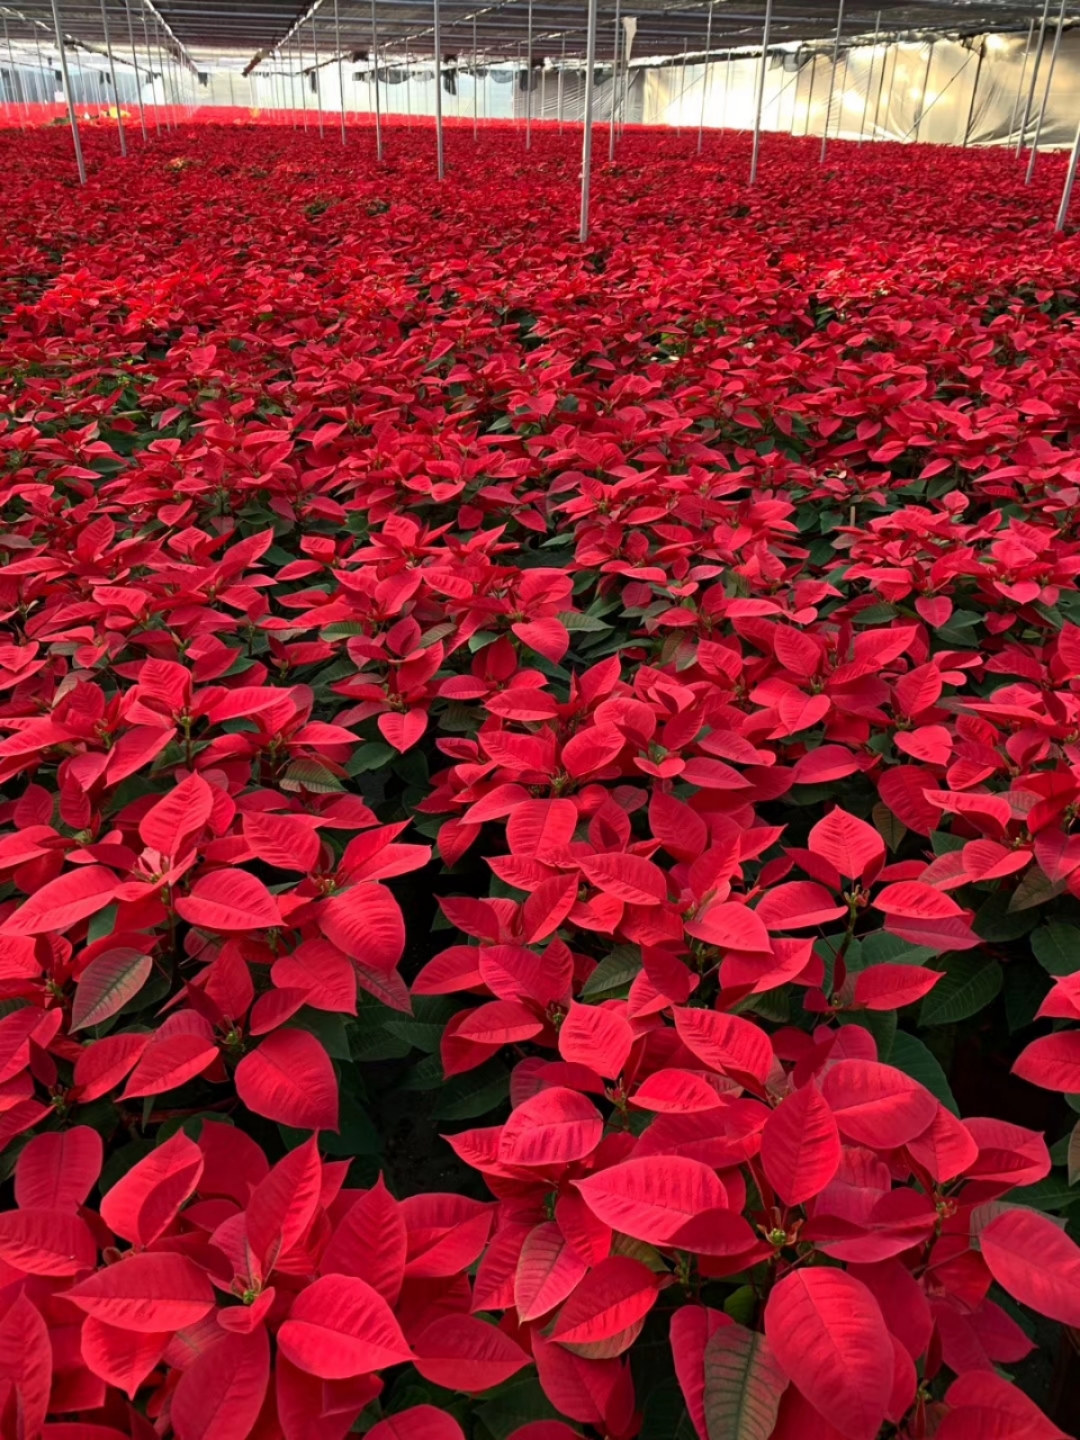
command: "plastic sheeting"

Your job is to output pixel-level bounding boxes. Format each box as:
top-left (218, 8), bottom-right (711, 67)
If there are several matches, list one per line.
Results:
top-left (644, 29), bottom-right (1080, 146)
top-left (513, 69), bottom-right (646, 125)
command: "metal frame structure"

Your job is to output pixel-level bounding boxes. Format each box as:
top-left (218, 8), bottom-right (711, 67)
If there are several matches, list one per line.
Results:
top-left (0, 0), bottom-right (1052, 63)
top-left (1, 0), bottom-right (1079, 231)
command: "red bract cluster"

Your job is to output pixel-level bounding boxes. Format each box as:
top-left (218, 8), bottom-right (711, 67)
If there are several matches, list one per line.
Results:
top-left (2, 115), bottom-right (1080, 1440)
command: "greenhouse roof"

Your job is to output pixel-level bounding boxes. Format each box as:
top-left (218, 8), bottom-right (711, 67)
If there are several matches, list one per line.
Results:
top-left (0, 0), bottom-right (1048, 70)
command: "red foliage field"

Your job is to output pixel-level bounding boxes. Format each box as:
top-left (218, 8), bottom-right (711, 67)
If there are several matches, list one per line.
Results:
top-left (2, 117), bottom-right (1080, 1440)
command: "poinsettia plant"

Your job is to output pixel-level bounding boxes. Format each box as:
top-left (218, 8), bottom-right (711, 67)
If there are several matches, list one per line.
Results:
top-left (2, 111), bottom-right (1080, 1439)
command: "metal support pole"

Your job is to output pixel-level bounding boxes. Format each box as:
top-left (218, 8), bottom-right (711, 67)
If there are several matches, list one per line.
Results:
top-left (913, 39), bottom-right (934, 142)
top-left (526, 0), bottom-right (534, 147)
top-left (165, 44), bottom-right (174, 121)
top-left (558, 37), bottom-right (564, 130)
top-left (962, 39), bottom-right (985, 147)
top-left (871, 37), bottom-right (889, 138)
top-left (802, 52), bottom-right (817, 135)
top-left (2, 16), bottom-right (27, 128)
top-left (1010, 20), bottom-right (1035, 142)
top-left (297, 30), bottom-right (308, 128)
top-left (164, 37), bottom-right (178, 121)
top-left (749, 0), bottom-right (774, 181)
top-left (14, 18), bottom-right (31, 122)
top-left (676, 38), bottom-right (688, 134)
top-left (100, 0), bottom-right (127, 155)
top-left (788, 44), bottom-right (801, 133)
top-left (433, 0), bottom-right (444, 177)
top-left (161, 35), bottom-right (171, 122)
top-left (334, 0), bottom-right (346, 141)
top-left (123, 0), bottom-right (148, 140)
top-left (404, 43), bottom-right (410, 127)
top-left (169, 44), bottom-right (178, 121)
top-left (312, 13), bottom-right (324, 137)
top-left (33, 24), bottom-right (49, 118)
top-left (473, 14), bottom-right (479, 138)
top-left (1026, 0), bottom-right (1065, 181)
top-left (621, 29), bottom-right (630, 131)
top-left (1056, 113), bottom-right (1080, 230)
top-left (819, 0), bottom-right (844, 161)
top-left (835, 44), bottom-right (850, 138)
top-left (140, 6), bottom-right (160, 134)
top-left (50, 0), bottom-right (86, 183)
top-left (579, 0), bottom-right (599, 241)
top-left (541, 64), bottom-right (546, 124)
top-left (1018, 0), bottom-right (1051, 155)
top-left (155, 30), bottom-right (172, 129)
top-left (697, 0), bottom-right (714, 152)
top-left (21, 26), bottom-right (35, 112)
top-left (370, 0), bottom-right (382, 159)
top-left (858, 10), bottom-right (880, 142)
top-left (608, 0), bottom-right (620, 159)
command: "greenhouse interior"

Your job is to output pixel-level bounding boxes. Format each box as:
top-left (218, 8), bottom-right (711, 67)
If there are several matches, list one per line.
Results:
top-left (5, 0), bottom-right (1080, 1436)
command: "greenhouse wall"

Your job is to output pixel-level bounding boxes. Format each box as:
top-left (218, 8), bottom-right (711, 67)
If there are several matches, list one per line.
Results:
top-left (646, 29), bottom-right (1080, 145)
top-left (10, 24), bottom-right (1074, 144)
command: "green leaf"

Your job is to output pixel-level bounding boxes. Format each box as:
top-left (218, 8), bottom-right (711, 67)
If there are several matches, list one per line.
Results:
top-left (581, 945), bottom-right (642, 999)
top-left (746, 987), bottom-right (790, 1025)
top-left (852, 603), bottom-right (897, 626)
top-left (393, 749), bottom-right (429, 788)
top-left (1010, 1177), bottom-right (1078, 1212)
top-left (559, 611), bottom-right (612, 633)
top-left (859, 930), bottom-right (937, 968)
top-left (346, 742), bottom-right (395, 776)
top-left (156, 1113), bottom-right (232, 1144)
top-left (86, 904), bottom-right (118, 946)
top-left (890, 1031), bottom-right (959, 1115)
top-left (703, 1322), bottom-right (788, 1440)
top-left (839, 1007), bottom-right (896, 1060)
top-left (1069, 1121), bottom-right (1080, 1187)
top-left (1007, 867), bottom-right (1066, 914)
top-left (1003, 964), bottom-right (1050, 1033)
top-left (71, 948), bottom-right (152, 1031)
top-left (400, 1054), bottom-right (444, 1091)
top-left (384, 1019), bottom-right (447, 1055)
top-left (281, 758), bottom-right (344, 793)
top-left (640, 1379), bottom-right (699, 1440)
top-left (475, 1377), bottom-right (561, 1438)
top-left (351, 1005), bottom-right (412, 1062)
top-left (319, 621), bottom-right (366, 640)
top-left (937, 610), bottom-right (980, 645)
top-left (1032, 923), bottom-right (1080, 976)
top-left (433, 1062), bottom-right (511, 1121)
top-left (919, 955), bottom-right (1003, 1027)
top-left (467, 630), bottom-right (499, 653)
top-left (99, 1139), bottom-right (155, 1195)
top-left (288, 1010), bottom-right (351, 1060)
top-left (723, 1285), bottom-right (757, 1326)
top-left (300, 1088), bottom-right (380, 1158)
top-left (872, 803), bottom-right (906, 853)
top-left (975, 892), bottom-right (1038, 939)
